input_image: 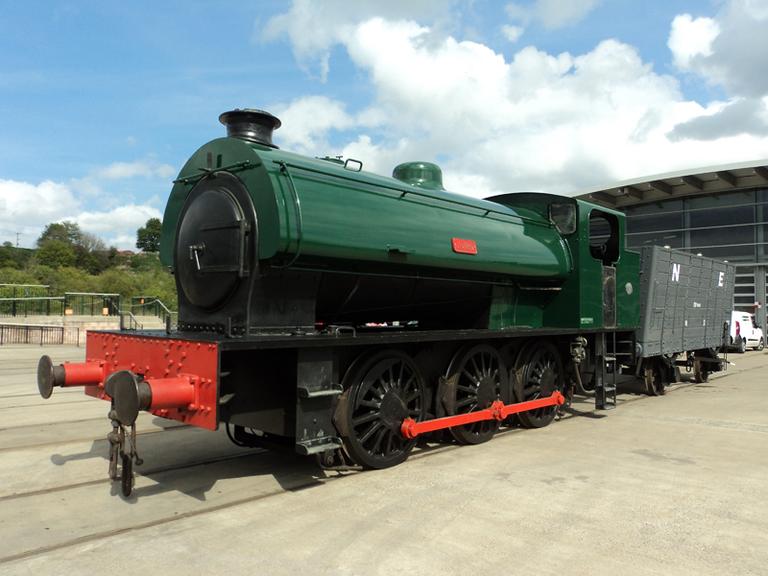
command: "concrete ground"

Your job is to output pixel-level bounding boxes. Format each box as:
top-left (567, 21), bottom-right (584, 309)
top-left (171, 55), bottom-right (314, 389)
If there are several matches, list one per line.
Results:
top-left (0, 343), bottom-right (766, 576)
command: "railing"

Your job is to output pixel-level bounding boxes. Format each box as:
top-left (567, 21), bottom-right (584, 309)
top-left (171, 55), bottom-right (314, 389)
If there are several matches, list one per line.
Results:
top-left (0, 283), bottom-right (51, 298)
top-left (64, 292), bottom-right (122, 316)
top-left (0, 292), bottom-right (122, 317)
top-left (0, 296), bottom-right (65, 317)
top-left (0, 323), bottom-right (80, 346)
top-left (119, 311), bottom-right (144, 331)
top-left (129, 297), bottom-right (177, 327)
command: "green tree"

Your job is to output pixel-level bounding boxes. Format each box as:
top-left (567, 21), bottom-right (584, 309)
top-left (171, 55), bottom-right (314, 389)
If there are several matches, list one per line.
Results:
top-left (0, 243), bottom-right (29, 269)
top-left (36, 240), bottom-right (77, 268)
top-left (136, 218), bottom-right (162, 252)
top-left (36, 221), bottom-right (114, 273)
top-left (37, 221), bottom-right (83, 247)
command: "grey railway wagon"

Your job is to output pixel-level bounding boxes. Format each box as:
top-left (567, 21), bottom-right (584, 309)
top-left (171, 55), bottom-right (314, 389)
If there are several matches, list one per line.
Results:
top-left (637, 246), bottom-right (735, 357)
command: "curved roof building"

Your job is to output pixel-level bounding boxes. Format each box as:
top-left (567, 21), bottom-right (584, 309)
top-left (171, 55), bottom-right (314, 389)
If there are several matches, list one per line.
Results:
top-left (578, 160), bottom-right (768, 328)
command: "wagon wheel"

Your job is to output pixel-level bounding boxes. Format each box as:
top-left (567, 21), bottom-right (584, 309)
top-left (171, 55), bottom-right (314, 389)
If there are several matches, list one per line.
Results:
top-left (444, 344), bottom-right (507, 444)
top-left (693, 360), bottom-right (710, 383)
top-left (337, 350), bottom-right (425, 469)
top-left (513, 341), bottom-right (564, 428)
top-left (643, 360), bottom-right (665, 396)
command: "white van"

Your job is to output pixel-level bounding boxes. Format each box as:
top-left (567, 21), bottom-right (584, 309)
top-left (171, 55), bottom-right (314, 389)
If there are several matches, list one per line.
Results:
top-left (729, 311), bottom-right (764, 352)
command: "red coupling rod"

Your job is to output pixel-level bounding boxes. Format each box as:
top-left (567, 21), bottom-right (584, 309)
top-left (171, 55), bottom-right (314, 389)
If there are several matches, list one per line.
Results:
top-left (401, 391), bottom-right (565, 440)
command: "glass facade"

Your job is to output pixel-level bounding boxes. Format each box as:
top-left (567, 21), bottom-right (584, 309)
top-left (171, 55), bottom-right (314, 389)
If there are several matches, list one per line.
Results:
top-left (623, 187), bottom-right (768, 327)
top-left (624, 190), bottom-right (767, 263)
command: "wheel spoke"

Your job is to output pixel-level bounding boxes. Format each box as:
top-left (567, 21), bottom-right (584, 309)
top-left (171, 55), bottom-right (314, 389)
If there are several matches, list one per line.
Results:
top-left (455, 397), bottom-right (476, 409)
top-left (516, 342), bottom-right (562, 428)
top-left (352, 412), bottom-right (379, 427)
top-left (458, 379), bottom-right (477, 391)
top-left (359, 420), bottom-right (383, 444)
top-left (444, 345), bottom-right (507, 444)
top-left (470, 355), bottom-right (481, 377)
top-left (405, 389), bottom-right (421, 403)
top-left (370, 427), bottom-right (387, 453)
top-left (343, 352), bottom-right (425, 468)
top-left (385, 432), bottom-right (394, 455)
top-left (460, 368), bottom-right (477, 385)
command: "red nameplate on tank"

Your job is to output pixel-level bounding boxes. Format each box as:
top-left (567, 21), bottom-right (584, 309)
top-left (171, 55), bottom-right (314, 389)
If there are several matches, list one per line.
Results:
top-left (451, 237), bottom-right (478, 255)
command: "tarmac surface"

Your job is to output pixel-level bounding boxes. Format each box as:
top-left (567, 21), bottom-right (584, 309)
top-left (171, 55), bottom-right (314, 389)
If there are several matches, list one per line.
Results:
top-left (0, 343), bottom-right (766, 575)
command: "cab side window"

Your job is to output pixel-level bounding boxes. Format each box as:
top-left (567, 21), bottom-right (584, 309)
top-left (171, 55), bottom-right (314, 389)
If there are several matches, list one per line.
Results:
top-left (589, 210), bottom-right (619, 265)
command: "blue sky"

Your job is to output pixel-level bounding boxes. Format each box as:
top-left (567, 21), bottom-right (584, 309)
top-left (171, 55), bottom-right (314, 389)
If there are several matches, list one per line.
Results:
top-left (2, 0), bottom-right (767, 248)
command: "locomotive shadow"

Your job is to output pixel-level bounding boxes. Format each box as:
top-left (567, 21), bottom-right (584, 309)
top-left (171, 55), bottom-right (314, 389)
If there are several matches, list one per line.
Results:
top-left (49, 419), bottom-right (188, 467)
top-left (47, 419), bottom-right (336, 503)
top-left (116, 449), bottom-right (336, 503)
top-left (50, 440), bottom-right (106, 465)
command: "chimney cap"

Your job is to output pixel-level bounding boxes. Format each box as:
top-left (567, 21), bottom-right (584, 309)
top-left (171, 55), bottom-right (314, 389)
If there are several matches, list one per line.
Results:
top-left (219, 109), bottom-right (282, 147)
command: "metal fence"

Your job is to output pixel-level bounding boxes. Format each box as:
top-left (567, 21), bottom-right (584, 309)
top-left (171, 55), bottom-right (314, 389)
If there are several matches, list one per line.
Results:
top-left (63, 292), bottom-right (122, 316)
top-left (0, 296), bottom-right (65, 317)
top-left (0, 292), bottom-right (121, 317)
top-left (0, 283), bottom-right (50, 298)
top-left (0, 323), bottom-right (81, 346)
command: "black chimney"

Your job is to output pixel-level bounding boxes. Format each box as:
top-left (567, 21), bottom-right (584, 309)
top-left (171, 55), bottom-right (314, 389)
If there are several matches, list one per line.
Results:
top-left (219, 109), bottom-right (282, 148)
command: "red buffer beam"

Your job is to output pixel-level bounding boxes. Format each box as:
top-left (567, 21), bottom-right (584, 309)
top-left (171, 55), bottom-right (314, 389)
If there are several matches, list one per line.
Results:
top-left (401, 391), bottom-right (565, 439)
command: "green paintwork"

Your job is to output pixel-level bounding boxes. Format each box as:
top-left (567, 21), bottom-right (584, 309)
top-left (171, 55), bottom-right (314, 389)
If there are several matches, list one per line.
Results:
top-left (161, 135), bottom-right (643, 333)
top-left (392, 161), bottom-right (445, 190)
top-left (162, 138), bottom-right (572, 282)
top-left (542, 199), bottom-right (640, 331)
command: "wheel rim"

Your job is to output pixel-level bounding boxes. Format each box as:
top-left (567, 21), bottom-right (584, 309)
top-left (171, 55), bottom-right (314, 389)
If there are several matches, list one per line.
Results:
top-left (694, 361), bottom-right (709, 383)
top-left (342, 351), bottom-right (425, 468)
top-left (644, 366), bottom-right (658, 395)
top-left (514, 342), bottom-right (563, 428)
top-left (445, 344), bottom-right (507, 444)
top-left (644, 361), bottom-right (665, 395)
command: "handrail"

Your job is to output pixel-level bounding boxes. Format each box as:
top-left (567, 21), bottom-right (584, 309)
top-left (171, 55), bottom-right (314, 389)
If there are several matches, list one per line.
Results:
top-left (0, 296), bottom-right (65, 302)
top-left (120, 311), bottom-right (144, 331)
top-left (130, 296), bottom-right (178, 326)
top-left (272, 160), bottom-right (304, 269)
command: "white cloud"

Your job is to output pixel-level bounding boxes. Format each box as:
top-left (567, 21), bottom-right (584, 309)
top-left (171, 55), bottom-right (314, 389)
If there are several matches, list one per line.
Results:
top-left (0, 179), bottom-right (79, 222)
top-left (70, 204), bottom-right (162, 238)
top-left (272, 96), bottom-right (358, 154)
top-left (669, 1), bottom-right (768, 97)
top-left (668, 14), bottom-right (720, 70)
top-left (665, 1), bottom-right (768, 144)
top-left (0, 158), bottom-right (173, 249)
top-left (261, 0), bottom-right (455, 80)
top-left (506, 0), bottom-right (602, 30)
top-left (264, 6), bottom-right (768, 197)
top-left (0, 179), bottom-right (81, 247)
